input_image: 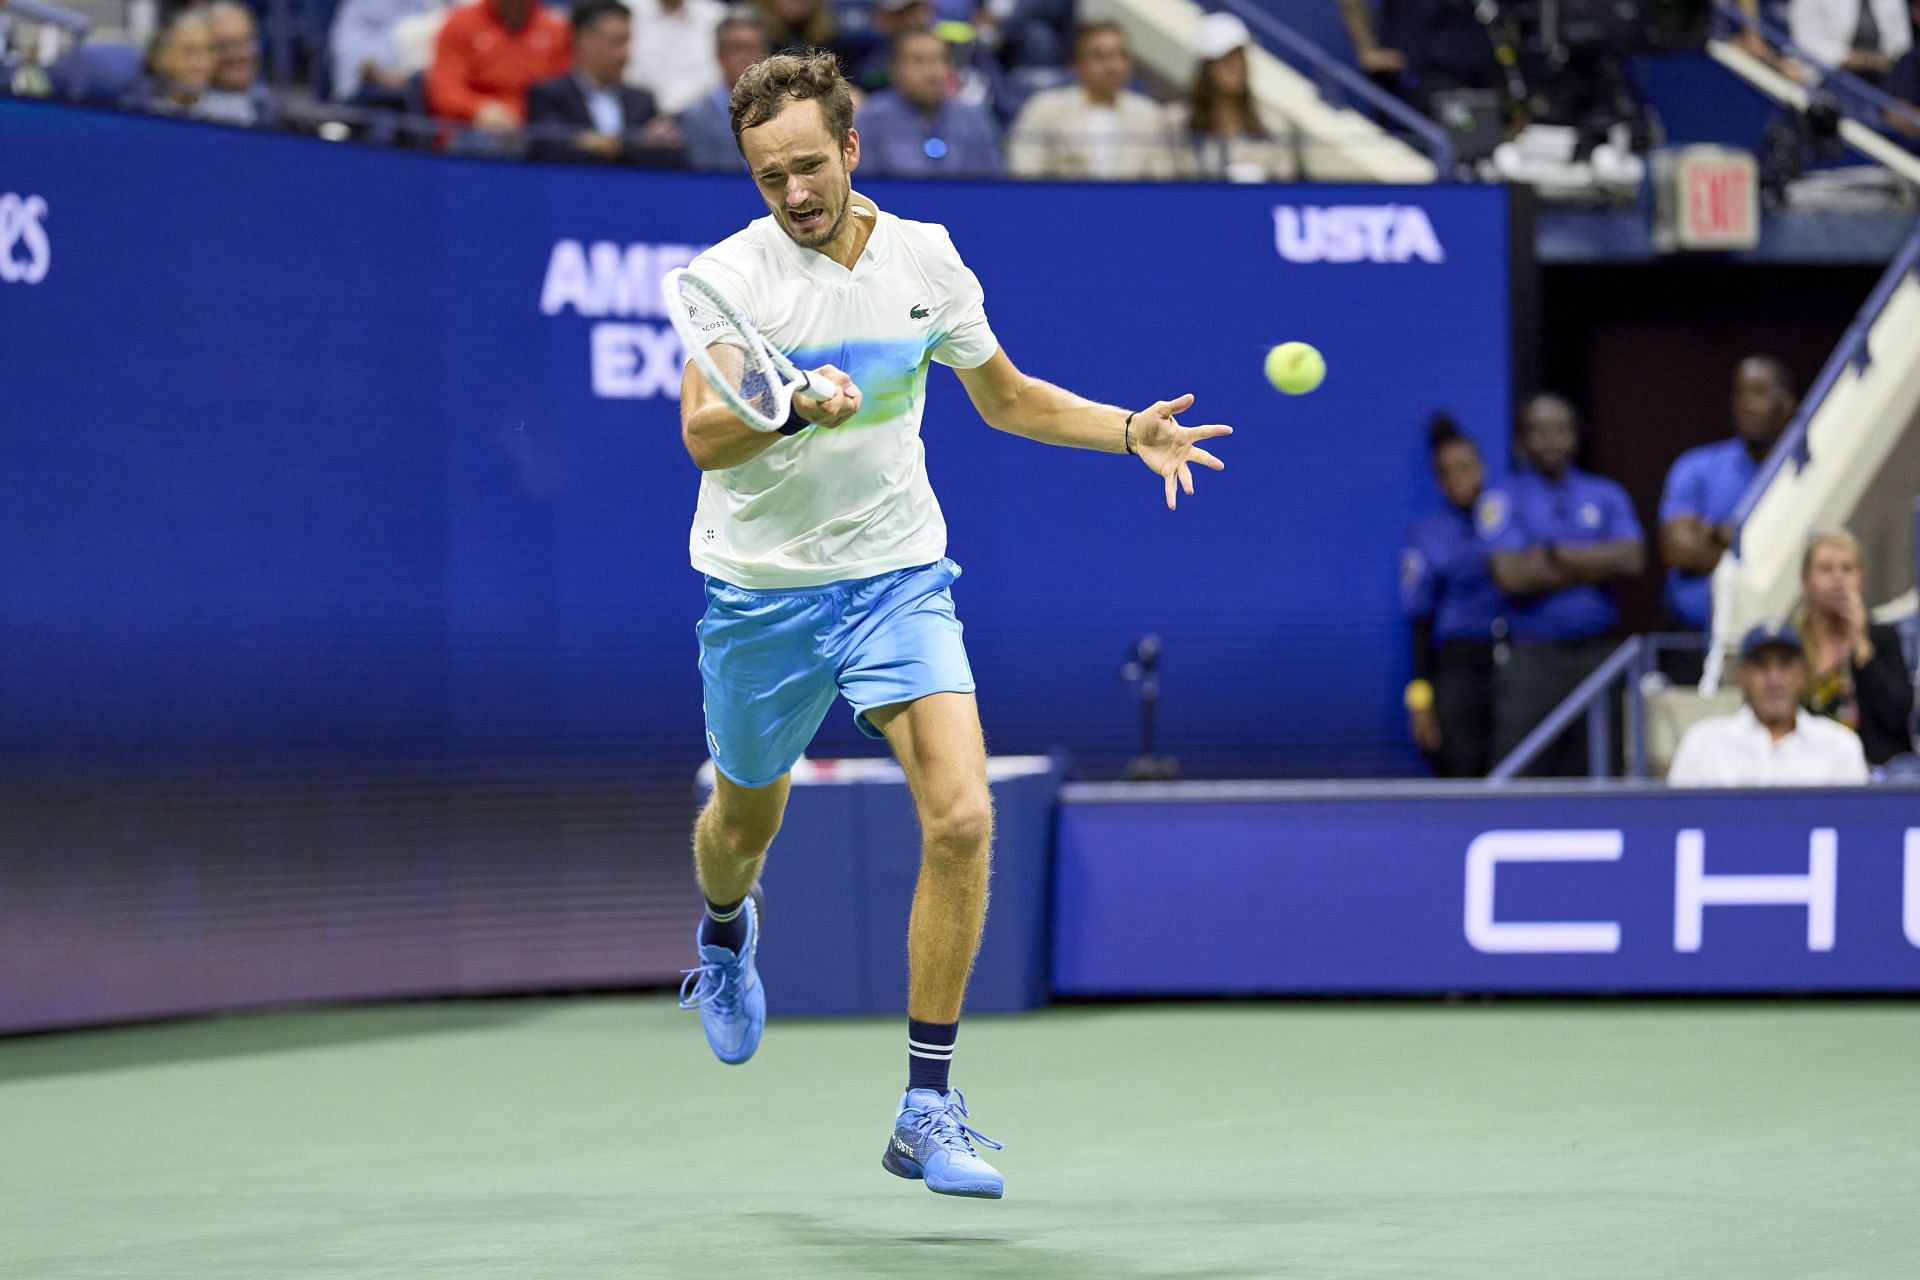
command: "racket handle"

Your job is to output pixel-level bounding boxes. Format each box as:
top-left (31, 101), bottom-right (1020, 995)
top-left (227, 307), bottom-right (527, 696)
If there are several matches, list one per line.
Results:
top-left (797, 370), bottom-right (836, 402)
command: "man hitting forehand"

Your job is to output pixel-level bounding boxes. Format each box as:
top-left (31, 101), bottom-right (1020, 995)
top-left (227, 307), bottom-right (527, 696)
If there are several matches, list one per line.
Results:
top-left (676, 51), bottom-right (1230, 1200)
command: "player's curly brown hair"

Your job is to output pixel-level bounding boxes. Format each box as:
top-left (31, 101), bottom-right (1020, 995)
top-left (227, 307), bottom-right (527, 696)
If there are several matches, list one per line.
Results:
top-left (728, 49), bottom-right (854, 149)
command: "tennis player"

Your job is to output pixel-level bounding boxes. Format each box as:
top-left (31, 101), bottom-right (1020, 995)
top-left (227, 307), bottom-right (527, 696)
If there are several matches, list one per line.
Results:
top-left (676, 50), bottom-right (1231, 1200)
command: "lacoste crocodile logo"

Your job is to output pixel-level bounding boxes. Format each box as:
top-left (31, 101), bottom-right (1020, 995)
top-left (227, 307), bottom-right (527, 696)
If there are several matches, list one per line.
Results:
top-left (910, 304), bottom-right (930, 320)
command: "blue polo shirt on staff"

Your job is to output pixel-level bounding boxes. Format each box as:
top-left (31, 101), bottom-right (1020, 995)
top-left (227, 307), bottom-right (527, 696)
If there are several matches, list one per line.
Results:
top-left (1659, 438), bottom-right (1759, 630)
top-left (1480, 468), bottom-right (1643, 642)
top-left (1402, 495), bottom-right (1506, 642)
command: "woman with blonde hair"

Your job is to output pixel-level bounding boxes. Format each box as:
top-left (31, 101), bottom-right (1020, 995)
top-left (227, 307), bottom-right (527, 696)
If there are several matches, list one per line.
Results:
top-left (1791, 530), bottom-right (1914, 765)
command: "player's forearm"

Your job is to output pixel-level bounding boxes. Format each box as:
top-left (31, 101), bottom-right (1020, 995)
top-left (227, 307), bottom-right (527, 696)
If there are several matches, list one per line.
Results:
top-left (683, 405), bottom-right (782, 471)
top-left (979, 374), bottom-right (1127, 453)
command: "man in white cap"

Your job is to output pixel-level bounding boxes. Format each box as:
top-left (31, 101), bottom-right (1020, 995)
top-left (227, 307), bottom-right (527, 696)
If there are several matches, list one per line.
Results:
top-left (1667, 623), bottom-right (1870, 786)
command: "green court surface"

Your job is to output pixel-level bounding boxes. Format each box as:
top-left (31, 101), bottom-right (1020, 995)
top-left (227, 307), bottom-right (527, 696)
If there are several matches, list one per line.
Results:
top-left (3, 997), bottom-right (1917, 1279)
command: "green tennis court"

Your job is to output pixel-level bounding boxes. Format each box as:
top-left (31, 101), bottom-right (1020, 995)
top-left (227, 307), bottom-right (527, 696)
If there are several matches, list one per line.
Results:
top-left (4, 997), bottom-right (1916, 1279)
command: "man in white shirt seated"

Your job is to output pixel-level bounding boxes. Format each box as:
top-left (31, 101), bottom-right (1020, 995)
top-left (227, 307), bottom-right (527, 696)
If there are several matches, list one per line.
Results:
top-left (1668, 623), bottom-right (1870, 786)
top-left (1006, 20), bottom-right (1185, 180)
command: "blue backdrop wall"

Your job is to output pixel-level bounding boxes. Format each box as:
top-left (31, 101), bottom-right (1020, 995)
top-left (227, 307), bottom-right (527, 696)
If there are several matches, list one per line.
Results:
top-left (1, 101), bottom-right (1513, 778)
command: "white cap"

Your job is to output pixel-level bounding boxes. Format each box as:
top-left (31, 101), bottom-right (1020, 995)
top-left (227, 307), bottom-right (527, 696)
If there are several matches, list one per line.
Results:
top-left (1192, 11), bottom-right (1250, 62)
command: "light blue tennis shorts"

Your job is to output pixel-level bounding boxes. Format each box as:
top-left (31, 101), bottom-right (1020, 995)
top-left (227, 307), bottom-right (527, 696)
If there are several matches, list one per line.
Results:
top-left (696, 557), bottom-right (976, 787)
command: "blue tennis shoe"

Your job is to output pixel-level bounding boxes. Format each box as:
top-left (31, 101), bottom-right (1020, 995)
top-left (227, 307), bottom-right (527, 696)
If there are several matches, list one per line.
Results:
top-left (882, 1087), bottom-right (1004, 1198)
top-left (678, 894), bottom-right (764, 1065)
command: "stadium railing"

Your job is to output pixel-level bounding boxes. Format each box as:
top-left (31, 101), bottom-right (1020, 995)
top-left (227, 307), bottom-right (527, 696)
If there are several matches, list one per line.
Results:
top-left (1485, 633), bottom-right (1709, 784)
top-left (1709, 0), bottom-right (1920, 179)
top-left (1727, 220), bottom-right (1920, 558)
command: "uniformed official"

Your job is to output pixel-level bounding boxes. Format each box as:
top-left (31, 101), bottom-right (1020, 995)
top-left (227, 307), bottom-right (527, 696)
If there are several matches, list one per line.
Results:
top-left (1658, 356), bottom-right (1797, 682)
top-left (1400, 415), bottom-right (1506, 777)
top-left (1481, 394), bottom-right (1646, 776)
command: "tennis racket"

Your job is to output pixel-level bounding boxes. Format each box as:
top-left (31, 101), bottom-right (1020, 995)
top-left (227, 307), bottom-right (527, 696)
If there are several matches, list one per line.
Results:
top-left (662, 267), bottom-right (835, 434)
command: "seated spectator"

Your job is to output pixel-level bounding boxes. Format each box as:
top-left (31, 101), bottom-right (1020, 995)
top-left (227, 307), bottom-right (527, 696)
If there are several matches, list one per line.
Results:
top-left (1171, 12), bottom-right (1293, 183)
top-left (127, 11), bottom-right (220, 120)
top-left (1668, 623), bottom-right (1869, 785)
top-left (330, 0), bottom-right (445, 102)
top-left (1658, 355), bottom-right (1796, 679)
top-left (1790, 0), bottom-right (1912, 80)
top-left (1791, 530), bottom-right (1915, 765)
top-left (679, 9), bottom-right (770, 171)
top-left (843, 0), bottom-right (932, 93)
top-left (752, 0), bottom-right (834, 54)
top-left (1481, 393), bottom-right (1645, 777)
top-left (1400, 414), bottom-right (1505, 778)
top-left (202, 2), bottom-right (276, 126)
top-left (625, 0), bottom-right (723, 116)
top-left (427, 0), bottom-right (571, 132)
top-left (529, 0), bottom-right (686, 164)
top-left (1007, 21), bottom-right (1184, 181)
top-left (853, 28), bottom-right (1001, 177)
top-left (1887, 0), bottom-right (1920, 128)
top-left (1336, 0), bottom-right (1503, 114)
top-left (973, 0), bottom-right (1074, 70)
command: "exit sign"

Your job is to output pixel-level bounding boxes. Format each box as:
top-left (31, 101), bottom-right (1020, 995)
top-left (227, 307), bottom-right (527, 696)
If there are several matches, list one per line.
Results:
top-left (1654, 147), bottom-right (1761, 253)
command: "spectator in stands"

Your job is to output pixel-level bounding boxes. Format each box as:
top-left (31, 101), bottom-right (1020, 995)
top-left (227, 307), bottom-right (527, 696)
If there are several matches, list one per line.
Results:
top-left (1336, 0), bottom-right (1503, 114)
top-left (1400, 414), bottom-right (1505, 777)
top-left (1668, 623), bottom-right (1869, 784)
top-left (1007, 21), bottom-right (1184, 181)
top-left (844, 0), bottom-right (933, 94)
top-left (1791, 530), bottom-right (1915, 765)
top-left (854, 28), bottom-right (1002, 177)
top-left (625, 0), bottom-right (724, 116)
top-left (752, 0), bottom-right (834, 54)
top-left (679, 9), bottom-right (769, 170)
top-left (1789, 0), bottom-right (1912, 81)
top-left (129, 10), bottom-right (227, 122)
top-left (1886, 0), bottom-right (1920, 127)
top-left (972, 0), bottom-right (1074, 70)
top-left (528, 0), bottom-right (686, 164)
top-left (329, 0), bottom-right (443, 102)
top-left (203, 2), bottom-right (276, 126)
top-left (1481, 393), bottom-right (1645, 776)
top-left (427, 0), bottom-right (571, 132)
top-left (1172, 12), bottom-right (1294, 183)
top-left (1658, 355), bottom-right (1797, 680)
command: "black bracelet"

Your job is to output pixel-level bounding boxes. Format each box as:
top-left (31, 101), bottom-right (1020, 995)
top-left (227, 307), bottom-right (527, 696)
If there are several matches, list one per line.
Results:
top-left (1124, 411), bottom-right (1136, 455)
top-left (778, 402), bottom-right (806, 436)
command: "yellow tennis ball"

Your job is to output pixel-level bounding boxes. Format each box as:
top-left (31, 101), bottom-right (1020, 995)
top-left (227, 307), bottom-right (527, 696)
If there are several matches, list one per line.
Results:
top-left (1265, 342), bottom-right (1325, 395)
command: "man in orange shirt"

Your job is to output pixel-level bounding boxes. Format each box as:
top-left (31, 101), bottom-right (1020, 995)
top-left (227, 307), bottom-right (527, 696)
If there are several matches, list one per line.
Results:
top-left (428, 0), bottom-right (572, 132)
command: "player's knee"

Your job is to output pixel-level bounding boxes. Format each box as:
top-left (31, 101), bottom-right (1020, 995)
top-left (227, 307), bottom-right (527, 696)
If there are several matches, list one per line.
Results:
top-left (711, 806), bottom-right (781, 861)
top-left (921, 791), bottom-right (993, 862)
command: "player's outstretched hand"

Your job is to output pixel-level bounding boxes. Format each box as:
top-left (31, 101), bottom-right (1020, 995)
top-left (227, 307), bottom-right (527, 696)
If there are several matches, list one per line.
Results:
top-left (796, 364), bottom-right (863, 429)
top-left (1130, 394), bottom-right (1231, 510)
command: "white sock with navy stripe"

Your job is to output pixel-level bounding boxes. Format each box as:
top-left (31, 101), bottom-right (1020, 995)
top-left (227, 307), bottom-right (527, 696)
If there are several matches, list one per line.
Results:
top-left (907, 1019), bottom-right (957, 1094)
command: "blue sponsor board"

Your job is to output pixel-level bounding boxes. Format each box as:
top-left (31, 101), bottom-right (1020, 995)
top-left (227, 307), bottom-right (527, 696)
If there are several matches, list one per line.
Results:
top-left (1053, 785), bottom-right (1920, 993)
top-left (1, 101), bottom-right (1513, 777)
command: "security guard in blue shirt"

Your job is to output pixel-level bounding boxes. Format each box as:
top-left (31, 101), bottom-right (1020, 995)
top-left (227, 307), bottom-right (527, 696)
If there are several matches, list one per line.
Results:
top-left (1481, 393), bottom-right (1646, 776)
top-left (1658, 356), bottom-right (1797, 680)
top-left (1400, 415), bottom-right (1506, 777)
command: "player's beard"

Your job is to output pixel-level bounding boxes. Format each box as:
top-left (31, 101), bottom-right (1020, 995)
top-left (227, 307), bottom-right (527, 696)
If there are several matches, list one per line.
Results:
top-left (781, 181), bottom-right (848, 250)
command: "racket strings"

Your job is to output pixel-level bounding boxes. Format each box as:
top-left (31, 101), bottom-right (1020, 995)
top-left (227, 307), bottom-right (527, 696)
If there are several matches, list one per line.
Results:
top-left (671, 275), bottom-right (788, 431)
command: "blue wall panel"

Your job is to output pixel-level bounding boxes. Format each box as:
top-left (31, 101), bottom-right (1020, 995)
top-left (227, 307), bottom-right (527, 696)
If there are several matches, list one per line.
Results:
top-left (2, 102), bottom-right (1512, 777)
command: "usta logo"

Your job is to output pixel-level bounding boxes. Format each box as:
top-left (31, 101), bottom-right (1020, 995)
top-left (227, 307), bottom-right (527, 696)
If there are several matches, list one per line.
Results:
top-left (0, 193), bottom-right (52, 285)
top-left (1273, 204), bottom-right (1444, 265)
